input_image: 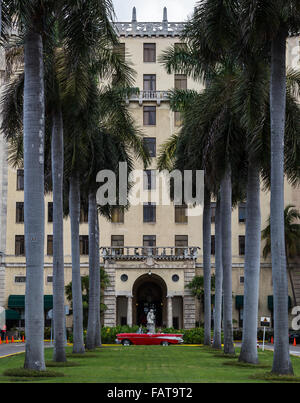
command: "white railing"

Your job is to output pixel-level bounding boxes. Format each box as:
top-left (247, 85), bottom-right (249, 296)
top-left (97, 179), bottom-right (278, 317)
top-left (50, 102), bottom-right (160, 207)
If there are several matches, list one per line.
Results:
top-left (126, 91), bottom-right (170, 106)
top-left (100, 246), bottom-right (200, 261)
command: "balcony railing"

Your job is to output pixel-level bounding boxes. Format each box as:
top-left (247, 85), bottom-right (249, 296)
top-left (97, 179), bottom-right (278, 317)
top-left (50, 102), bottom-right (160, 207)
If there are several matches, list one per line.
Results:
top-left (100, 246), bottom-right (200, 261)
top-left (126, 91), bottom-right (170, 106)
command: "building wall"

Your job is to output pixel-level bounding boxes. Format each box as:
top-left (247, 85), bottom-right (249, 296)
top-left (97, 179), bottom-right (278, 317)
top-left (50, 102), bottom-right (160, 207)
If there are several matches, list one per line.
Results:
top-left (0, 17), bottom-right (300, 330)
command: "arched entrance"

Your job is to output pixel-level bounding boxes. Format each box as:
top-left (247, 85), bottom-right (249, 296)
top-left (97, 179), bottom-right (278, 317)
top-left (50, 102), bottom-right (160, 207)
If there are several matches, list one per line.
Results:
top-left (132, 274), bottom-right (167, 328)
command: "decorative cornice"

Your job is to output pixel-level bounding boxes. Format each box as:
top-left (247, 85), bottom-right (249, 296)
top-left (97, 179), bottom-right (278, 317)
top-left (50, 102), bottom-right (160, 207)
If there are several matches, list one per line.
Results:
top-left (115, 22), bottom-right (185, 38)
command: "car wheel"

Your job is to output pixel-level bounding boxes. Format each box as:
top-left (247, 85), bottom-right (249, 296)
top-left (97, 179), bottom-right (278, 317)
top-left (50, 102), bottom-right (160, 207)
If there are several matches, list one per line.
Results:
top-left (161, 341), bottom-right (169, 346)
top-left (122, 339), bottom-right (131, 346)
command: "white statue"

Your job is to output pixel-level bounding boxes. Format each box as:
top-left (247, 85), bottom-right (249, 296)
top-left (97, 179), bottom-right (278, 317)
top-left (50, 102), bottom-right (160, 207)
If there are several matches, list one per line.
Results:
top-left (147, 309), bottom-right (155, 333)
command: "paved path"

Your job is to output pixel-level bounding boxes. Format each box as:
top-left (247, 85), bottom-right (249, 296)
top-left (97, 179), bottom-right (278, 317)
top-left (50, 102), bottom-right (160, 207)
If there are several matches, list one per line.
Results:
top-left (0, 342), bottom-right (27, 358)
top-left (0, 342), bottom-right (54, 358)
top-left (235, 342), bottom-right (300, 358)
top-left (261, 343), bottom-right (300, 357)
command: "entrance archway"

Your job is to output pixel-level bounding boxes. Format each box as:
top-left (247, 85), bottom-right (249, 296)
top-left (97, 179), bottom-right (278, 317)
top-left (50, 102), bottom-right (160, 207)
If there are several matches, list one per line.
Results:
top-left (132, 274), bottom-right (168, 328)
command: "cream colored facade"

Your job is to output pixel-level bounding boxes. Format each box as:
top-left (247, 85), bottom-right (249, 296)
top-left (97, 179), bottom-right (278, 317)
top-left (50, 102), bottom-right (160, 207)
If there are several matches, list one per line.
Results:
top-left (0, 8), bottom-right (299, 331)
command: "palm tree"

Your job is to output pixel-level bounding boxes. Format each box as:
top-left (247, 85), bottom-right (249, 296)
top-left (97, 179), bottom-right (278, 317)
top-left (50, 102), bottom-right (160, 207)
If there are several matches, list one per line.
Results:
top-left (240, 0), bottom-right (300, 375)
top-left (2, 0), bottom-right (54, 372)
top-left (56, 0), bottom-right (135, 354)
top-left (212, 195), bottom-right (222, 350)
top-left (1, 0), bottom-right (134, 362)
top-left (163, 0), bottom-right (300, 368)
top-left (157, 73), bottom-right (247, 356)
top-left (262, 205), bottom-right (300, 305)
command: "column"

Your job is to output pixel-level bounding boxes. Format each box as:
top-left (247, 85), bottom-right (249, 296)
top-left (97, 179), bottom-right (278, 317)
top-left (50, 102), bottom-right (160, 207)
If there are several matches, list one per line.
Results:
top-left (127, 296), bottom-right (133, 327)
top-left (167, 296), bottom-right (173, 328)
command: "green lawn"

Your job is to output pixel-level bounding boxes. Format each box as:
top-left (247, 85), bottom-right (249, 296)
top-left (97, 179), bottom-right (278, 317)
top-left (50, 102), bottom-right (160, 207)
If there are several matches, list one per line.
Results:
top-left (0, 346), bottom-right (300, 383)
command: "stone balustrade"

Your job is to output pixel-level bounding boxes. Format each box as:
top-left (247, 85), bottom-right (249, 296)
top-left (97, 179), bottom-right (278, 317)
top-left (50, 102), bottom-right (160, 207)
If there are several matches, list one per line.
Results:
top-left (100, 246), bottom-right (200, 261)
top-left (126, 90), bottom-right (170, 106)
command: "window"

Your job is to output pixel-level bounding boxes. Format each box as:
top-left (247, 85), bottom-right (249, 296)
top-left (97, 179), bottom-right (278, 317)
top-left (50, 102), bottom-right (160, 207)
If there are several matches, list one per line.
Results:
top-left (143, 106), bottom-right (156, 126)
top-left (143, 137), bottom-right (156, 157)
top-left (47, 276), bottom-right (53, 283)
top-left (211, 235), bottom-right (215, 256)
top-left (143, 235), bottom-right (156, 255)
top-left (47, 235), bottom-right (53, 256)
top-left (16, 202), bottom-right (24, 223)
top-left (79, 235), bottom-right (89, 255)
top-left (175, 205), bottom-right (188, 224)
top-left (111, 207), bottom-right (124, 223)
top-left (240, 276), bottom-right (245, 284)
top-left (143, 170), bottom-right (156, 190)
top-left (143, 43), bottom-right (156, 62)
top-left (143, 202), bottom-right (156, 223)
top-left (175, 74), bottom-right (187, 90)
top-left (172, 274), bottom-right (180, 282)
top-left (15, 276), bottom-right (26, 283)
top-left (239, 235), bottom-right (245, 255)
top-left (211, 202), bottom-right (216, 223)
top-left (80, 208), bottom-right (88, 223)
top-left (174, 111), bottom-right (183, 127)
top-left (48, 202), bottom-right (53, 223)
top-left (239, 203), bottom-right (246, 223)
top-left (15, 235), bottom-right (25, 256)
top-left (17, 169), bottom-right (24, 190)
top-left (175, 235), bottom-right (188, 256)
top-left (143, 75), bottom-right (156, 91)
top-left (111, 235), bottom-right (124, 255)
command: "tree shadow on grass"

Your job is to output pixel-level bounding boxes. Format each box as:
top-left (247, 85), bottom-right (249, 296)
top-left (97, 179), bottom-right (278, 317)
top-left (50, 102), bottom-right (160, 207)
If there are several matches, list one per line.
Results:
top-left (45, 360), bottom-right (80, 367)
top-left (66, 353), bottom-right (98, 358)
top-left (2, 368), bottom-right (64, 378)
top-left (249, 372), bottom-right (300, 383)
top-left (222, 361), bottom-right (270, 369)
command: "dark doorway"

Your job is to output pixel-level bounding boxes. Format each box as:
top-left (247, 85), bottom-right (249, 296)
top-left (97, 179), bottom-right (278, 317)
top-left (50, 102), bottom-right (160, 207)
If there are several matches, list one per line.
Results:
top-left (133, 274), bottom-right (167, 327)
top-left (136, 281), bottom-right (163, 327)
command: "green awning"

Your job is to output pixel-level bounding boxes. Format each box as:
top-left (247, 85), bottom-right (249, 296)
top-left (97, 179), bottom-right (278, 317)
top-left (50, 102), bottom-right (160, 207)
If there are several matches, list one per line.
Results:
top-left (8, 295), bottom-right (25, 308)
top-left (235, 295), bottom-right (244, 309)
top-left (44, 295), bottom-right (53, 309)
top-left (268, 295), bottom-right (292, 311)
top-left (8, 295), bottom-right (53, 310)
top-left (5, 309), bottom-right (20, 320)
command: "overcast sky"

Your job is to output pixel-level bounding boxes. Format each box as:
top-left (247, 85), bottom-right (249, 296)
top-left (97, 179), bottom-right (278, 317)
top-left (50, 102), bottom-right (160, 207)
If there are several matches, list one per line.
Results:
top-left (112, 0), bottom-right (197, 22)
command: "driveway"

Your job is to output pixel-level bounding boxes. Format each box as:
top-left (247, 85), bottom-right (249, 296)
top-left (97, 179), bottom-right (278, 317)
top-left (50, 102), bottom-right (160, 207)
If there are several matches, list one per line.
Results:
top-left (0, 342), bottom-right (53, 358)
top-left (0, 342), bottom-right (26, 358)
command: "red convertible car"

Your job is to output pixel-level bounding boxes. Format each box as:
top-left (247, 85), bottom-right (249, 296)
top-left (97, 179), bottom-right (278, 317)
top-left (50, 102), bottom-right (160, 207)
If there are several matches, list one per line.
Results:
top-left (116, 332), bottom-right (184, 346)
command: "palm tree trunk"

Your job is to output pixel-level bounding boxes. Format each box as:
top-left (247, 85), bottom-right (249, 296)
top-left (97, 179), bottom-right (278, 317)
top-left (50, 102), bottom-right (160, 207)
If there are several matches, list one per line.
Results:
top-left (69, 172), bottom-right (85, 354)
top-left (220, 166), bottom-right (235, 355)
top-left (270, 28), bottom-right (293, 375)
top-left (86, 191), bottom-right (97, 350)
top-left (23, 30), bottom-right (46, 371)
top-left (285, 247), bottom-right (296, 307)
top-left (213, 195), bottom-right (223, 350)
top-left (95, 213), bottom-right (102, 347)
top-left (203, 185), bottom-right (211, 345)
top-left (239, 161), bottom-right (261, 364)
top-left (51, 107), bottom-right (66, 362)
top-left (0, 1), bottom-right (2, 36)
